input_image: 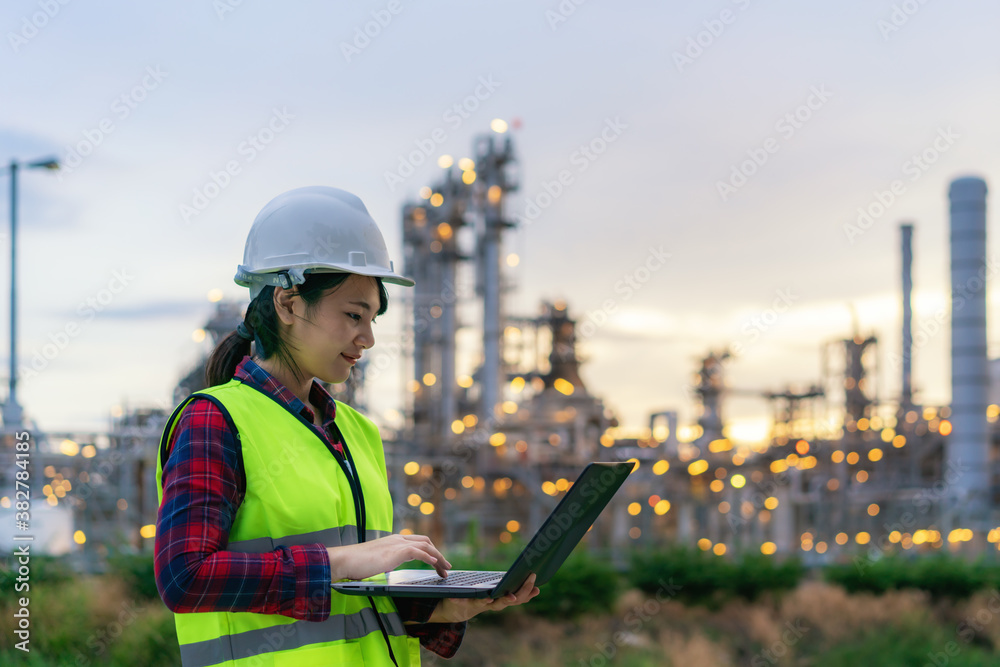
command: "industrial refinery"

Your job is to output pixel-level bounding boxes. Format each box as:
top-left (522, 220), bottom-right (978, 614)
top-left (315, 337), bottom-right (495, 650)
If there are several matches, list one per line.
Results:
top-left (1, 129), bottom-right (999, 571)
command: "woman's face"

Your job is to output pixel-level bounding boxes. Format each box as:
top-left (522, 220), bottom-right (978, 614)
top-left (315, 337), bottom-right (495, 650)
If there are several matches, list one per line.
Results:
top-left (284, 273), bottom-right (380, 385)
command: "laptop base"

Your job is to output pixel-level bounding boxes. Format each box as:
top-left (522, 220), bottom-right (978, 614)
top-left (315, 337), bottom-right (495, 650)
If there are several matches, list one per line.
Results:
top-left (333, 569), bottom-right (506, 598)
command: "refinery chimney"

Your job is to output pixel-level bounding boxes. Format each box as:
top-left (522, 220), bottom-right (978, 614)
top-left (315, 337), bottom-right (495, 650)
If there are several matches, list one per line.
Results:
top-left (901, 223), bottom-right (914, 410)
top-left (948, 176), bottom-right (989, 518)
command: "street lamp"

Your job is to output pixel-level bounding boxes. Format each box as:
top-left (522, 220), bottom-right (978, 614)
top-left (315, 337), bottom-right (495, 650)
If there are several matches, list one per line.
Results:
top-left (4, 156), bottom-right (59, 430)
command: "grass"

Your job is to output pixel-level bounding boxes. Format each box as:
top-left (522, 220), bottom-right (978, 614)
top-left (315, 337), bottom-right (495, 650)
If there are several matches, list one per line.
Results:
top-left (5, 551), bottom-right (1000, 666)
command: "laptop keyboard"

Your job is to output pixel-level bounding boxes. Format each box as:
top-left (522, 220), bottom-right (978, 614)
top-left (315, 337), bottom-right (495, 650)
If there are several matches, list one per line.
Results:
top-left (407, 571), bottom-right (503, 586)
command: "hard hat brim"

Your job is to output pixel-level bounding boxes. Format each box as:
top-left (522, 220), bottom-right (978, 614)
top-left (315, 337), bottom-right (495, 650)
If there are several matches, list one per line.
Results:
top-left (297, 265), bottom-right (416, 287)
top-left (235, 264), bottom-right (415, 295)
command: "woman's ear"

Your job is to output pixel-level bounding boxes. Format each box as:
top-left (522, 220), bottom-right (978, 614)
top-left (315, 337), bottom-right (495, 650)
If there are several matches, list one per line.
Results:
top-left (272, 287), bottom-right (298, 326)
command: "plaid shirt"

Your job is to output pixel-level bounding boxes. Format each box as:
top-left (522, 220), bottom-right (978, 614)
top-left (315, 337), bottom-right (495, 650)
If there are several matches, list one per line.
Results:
top-left (155, 356), bottom-right (466, 659)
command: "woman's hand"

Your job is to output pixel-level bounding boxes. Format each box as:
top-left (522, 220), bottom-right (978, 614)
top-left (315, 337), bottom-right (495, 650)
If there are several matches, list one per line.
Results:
top-left (328, 534), bottom-right (451, 581)
top-left (425, 573), bottom-right (540, 624)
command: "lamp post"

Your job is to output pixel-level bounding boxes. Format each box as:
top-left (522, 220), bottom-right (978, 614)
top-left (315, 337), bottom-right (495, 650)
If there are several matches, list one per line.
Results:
top-left (4, 157), bottom-right (59, 431)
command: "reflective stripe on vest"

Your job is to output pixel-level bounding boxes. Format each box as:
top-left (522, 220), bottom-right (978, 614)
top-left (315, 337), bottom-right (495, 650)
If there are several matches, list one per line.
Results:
top-left (227, 527), bottom-right (392, 553)
top-left (179, 607), bottom-right (407, 667)
top-left (156, 379), bottom-right (419, 667)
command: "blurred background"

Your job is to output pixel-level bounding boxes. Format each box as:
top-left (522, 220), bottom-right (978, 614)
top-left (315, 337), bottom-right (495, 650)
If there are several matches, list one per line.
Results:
top-left (3, 1), bottom-right (1000, 664)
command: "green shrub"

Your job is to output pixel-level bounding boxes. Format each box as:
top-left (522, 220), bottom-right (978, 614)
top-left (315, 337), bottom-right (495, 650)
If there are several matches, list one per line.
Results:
top-left (628, 547), bottom-right (803, 608)
top-left (629, 546), bottom-right (730, 608)
top-left (824, 554), bottom-right (995, 601)
top-left (106, 551), bottom-right (160, 602)
top-left (910, 556), bottom-right (990, 600)
top-left (106, 603), bottom-right (179, 667)
top-left (525, 547), bottom-right (620, 619)
top-left (824, 557), bottom-right (898, 596)
top-left (810, 617), bottom-right (996, 667)
top-left (729, 553), bottom-right (804, 602)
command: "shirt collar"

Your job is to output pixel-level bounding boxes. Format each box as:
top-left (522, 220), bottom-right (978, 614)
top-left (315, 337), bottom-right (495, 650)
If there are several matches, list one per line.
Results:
top-left (234, 356), bottom-right (338, 426)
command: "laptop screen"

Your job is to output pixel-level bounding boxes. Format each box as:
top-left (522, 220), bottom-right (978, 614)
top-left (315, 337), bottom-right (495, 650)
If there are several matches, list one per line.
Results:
top-left (489, 460), bottom-right (635, 598)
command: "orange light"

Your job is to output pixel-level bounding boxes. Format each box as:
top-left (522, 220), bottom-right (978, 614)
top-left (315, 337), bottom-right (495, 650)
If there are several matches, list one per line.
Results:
top-left (688, 460), bottom-right (709, 476)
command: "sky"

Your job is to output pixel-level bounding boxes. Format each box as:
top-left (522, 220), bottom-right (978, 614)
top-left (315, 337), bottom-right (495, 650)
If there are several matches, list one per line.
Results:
top-left (2, 0), bottom-right (1000, 440)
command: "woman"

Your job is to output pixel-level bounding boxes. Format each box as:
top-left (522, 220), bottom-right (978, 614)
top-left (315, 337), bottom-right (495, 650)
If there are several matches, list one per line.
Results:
top-left (154, 186), bottom-right (539, 666)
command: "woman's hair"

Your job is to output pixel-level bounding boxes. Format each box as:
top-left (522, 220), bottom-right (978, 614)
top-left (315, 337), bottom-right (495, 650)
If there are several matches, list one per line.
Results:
top-left (205, 272), bottom-right (389, 387)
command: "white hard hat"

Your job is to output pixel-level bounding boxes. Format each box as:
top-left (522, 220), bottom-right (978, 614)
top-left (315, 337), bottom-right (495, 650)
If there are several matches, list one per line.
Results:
top-left (235, 186), bottom-right (414, 299)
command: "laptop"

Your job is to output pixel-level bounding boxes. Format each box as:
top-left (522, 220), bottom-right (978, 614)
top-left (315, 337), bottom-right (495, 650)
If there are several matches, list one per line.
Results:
top-left (331, 460), bottom-right (635, 599)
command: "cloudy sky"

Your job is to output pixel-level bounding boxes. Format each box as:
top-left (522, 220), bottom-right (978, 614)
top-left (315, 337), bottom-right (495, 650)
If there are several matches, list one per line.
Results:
top-left (3, 0), bottom-right (999, 440)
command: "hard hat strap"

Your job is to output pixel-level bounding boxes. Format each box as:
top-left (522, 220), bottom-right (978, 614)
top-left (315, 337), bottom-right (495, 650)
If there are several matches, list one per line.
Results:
top-left (236, 266), bottom-right (311, 299)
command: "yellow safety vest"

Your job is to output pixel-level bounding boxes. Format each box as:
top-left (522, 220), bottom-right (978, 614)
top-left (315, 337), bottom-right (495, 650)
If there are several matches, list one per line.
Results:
top-left (156, 379), bottom-right (421, 666)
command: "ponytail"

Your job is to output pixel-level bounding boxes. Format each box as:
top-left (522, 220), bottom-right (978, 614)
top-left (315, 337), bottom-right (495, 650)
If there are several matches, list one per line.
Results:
top-left (205, 291), bottom-right (267, 387)
top-left (206, 328), bottom-right (253, 387)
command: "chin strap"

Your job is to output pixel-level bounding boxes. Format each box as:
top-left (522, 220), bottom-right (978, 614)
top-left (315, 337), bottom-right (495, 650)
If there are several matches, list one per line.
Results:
top-left (235, 267), bottom-right (309, 299)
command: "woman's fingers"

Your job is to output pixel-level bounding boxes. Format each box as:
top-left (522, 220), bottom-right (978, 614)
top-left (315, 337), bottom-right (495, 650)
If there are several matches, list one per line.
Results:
top-left (330, 534), bottom-right (454, 581)
top-left (406, 536), bottom-right (452, 571)
top-left (436, 574), bottom-right (541, 621)
top-left (397, 534), bottom-right (451, 576)
top-left (488, 573), bottom-right (538, 610)
top-left (508, 573), bottom-right (537, 602)
top-left (428, 548), bottom-right (452, 577)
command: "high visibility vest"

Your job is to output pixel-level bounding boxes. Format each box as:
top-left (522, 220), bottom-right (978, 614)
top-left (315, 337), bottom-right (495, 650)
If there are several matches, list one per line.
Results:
top-left (156, 379), bottom-right (421, 667)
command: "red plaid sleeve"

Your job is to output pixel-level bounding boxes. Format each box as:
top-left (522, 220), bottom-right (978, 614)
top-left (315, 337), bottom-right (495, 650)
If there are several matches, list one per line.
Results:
top-left (154, 397), bottom-right (332, 621)
top-left (401, 616), bottom-right (467, 659)
top-left (393, 597), bottom-right (466, 656)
